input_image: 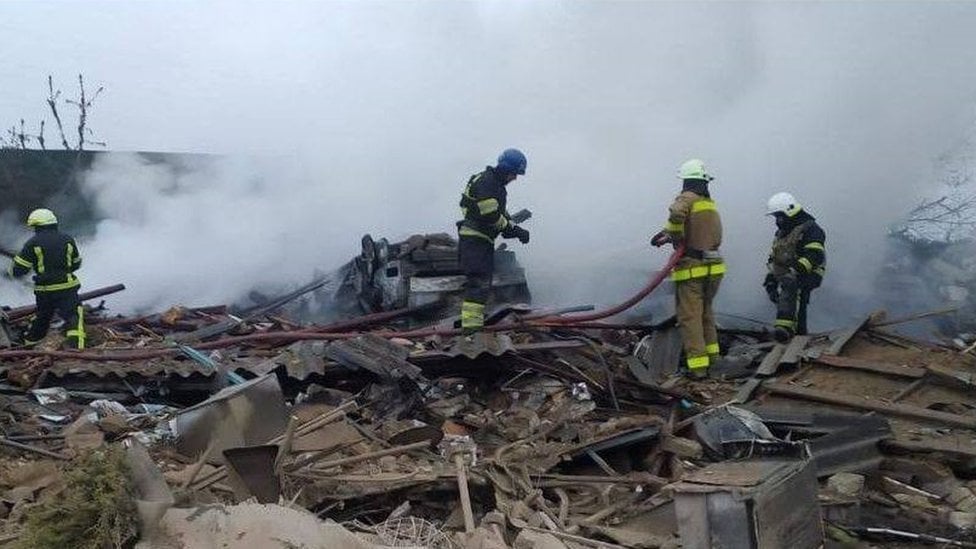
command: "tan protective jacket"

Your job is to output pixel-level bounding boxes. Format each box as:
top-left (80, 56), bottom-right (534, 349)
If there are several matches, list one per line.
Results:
top-left (663, 191), bottom-right (725, 281)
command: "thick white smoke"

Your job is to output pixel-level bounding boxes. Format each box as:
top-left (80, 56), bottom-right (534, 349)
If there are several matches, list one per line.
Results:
top-left (3, 2), bottom-right (976, 328)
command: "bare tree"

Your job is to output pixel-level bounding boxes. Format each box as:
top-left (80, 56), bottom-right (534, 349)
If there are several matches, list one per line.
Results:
top-left (65, 74), bottom-right (105, 151)
top-left (1, 74), bottom-right (106, 151)
top-left (1, 119), bottom-right (29, 149)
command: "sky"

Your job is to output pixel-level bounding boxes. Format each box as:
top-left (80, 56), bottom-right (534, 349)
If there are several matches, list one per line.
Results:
top-left (2, 1), bottom-right (976, 327)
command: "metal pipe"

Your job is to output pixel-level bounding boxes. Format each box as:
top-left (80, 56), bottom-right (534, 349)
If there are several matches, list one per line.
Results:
top-left (7, 283), bottom-right (126, 321)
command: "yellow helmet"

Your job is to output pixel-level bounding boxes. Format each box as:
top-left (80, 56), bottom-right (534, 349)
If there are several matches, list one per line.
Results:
top-left (27, 208), bottom-right (58, 227)
top-left (678, 158), bottom-right (713, 181)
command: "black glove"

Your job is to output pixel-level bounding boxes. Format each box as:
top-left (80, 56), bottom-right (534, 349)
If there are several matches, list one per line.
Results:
top-left (512, 225), bottom-right (530, 244)
top-left (763, 274), bottom-right (779, 303)
top-left (651, 231), bottom-right (670, 248)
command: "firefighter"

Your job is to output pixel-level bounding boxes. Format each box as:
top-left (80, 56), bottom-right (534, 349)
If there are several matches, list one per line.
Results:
top-left (456, 148), bottom-right (530, 334)
top-left (652, 159), bottom-right (725, 378)
top-left (763, 192), bottom-right (826, 342)
top-left (6, 208), bottom-right (86, 349)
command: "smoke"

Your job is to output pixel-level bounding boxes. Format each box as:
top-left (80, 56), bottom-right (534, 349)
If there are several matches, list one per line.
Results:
top-left (3, 2), bottom-right (976, 326)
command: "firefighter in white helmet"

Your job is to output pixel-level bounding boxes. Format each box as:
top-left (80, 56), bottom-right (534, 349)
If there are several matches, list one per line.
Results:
top-left (652, 159), bottom-right (725, 377)
top-left (763, 192), bottom-right (826, 342)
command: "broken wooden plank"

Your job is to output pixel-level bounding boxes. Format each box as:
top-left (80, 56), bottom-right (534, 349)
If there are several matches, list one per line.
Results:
top-left (883, 437), bottom-right (976, 459)
top-left (926, 363), bottom-right (976, 388)
top-left (730, 378), bottom-right (763, 405)
top-left (779, 335), bottom-right (812, 365)
top-left (890, 378), bottom-right (926, 402)
top-left (764, 383), bottom-right (976, 429)
top-left (0, 437), bottom-right (69, 460)
top-left (824, 316), bottom-right (870, 356)
top-left (756, 344), bottom-right (787, 377)
top-left (660, 435), bottom-right (703, 459)
top-left (869, 307), bottom-right (959, 328)
top-left (814, 355), bottom-right (926, 378)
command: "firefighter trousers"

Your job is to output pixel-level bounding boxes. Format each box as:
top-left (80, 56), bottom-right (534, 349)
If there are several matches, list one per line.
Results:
top-left (775, 274), bottom-right (812, 335)
top-left (458, 236), bottom-right (494, 332)
top-left (24, 288), bottom-right (85, 349)
top-left (675, 274), bottom-right (722, 371)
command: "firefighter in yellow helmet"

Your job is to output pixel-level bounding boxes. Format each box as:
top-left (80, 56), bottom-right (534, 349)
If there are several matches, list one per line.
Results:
top-left (652, 159), bottom-right (725, 378)
top-left (6, 208), bottom-right (86, 349)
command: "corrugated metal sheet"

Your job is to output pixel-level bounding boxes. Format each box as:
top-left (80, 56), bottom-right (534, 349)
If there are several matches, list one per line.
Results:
top-left (47, 359), bottom-right (212, 379)
top-left (441, 333), bottom-right (516, 359)
top-left (248, 341), bottom-right (329, 380)
top-left (326, 335), bottom-right (424, 383)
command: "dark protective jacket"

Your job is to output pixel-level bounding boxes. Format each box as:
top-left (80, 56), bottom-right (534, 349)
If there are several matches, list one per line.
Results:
top-left (767, 210), bottom-right (826, 285)
top-left (457, 166), bottom-right (518, 242)
top-left (9, 225), bottom-right (82, 292)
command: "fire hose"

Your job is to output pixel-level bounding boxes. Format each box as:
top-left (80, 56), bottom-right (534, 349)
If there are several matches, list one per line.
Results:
top-left (526, 246), bottom-right (684, 324)
top-left (0, 248), bottom-right (684, 361)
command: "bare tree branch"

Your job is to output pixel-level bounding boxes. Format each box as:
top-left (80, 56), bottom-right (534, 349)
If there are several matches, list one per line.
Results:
top-left (46, 75), bottom-right (70, 149)
top-left (65, 74), bottom-right (105, 150)
top-left (3, 74), bottom-right (105, 151)
top-left (36, 120), bottom-right (45, 150)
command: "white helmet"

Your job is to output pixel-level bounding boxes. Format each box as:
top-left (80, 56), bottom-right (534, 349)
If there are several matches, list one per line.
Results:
top-left (766, 192), bottom-right (802, 217)
top-left (678, 158), bottom-right (713, 181)
top-left (26, 208), bottom-right (58, 227)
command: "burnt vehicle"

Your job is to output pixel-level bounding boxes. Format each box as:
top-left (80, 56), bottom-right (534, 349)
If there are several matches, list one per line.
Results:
top-left (332, 232), bottom-right (531, 319)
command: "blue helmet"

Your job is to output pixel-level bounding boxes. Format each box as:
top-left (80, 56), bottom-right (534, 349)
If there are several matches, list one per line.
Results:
top-left (496, 148), bottom-right (527, 175)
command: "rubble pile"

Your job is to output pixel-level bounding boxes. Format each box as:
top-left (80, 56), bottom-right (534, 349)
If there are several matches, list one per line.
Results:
top-left (1, 290), bottom-right (976, 548)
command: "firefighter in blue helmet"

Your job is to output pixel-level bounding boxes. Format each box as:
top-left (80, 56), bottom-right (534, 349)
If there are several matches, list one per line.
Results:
top-left (763, 192), bottom-right (827, 342)
top-left (456, 148), bottom-right (530, 334)
top-left (6, 208), bottom-right (86, 349)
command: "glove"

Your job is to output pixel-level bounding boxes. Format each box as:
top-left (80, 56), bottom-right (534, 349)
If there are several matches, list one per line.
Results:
top-left (512, 225), bottom-right (530, 244)
top-left (651, 231), bottom-right (671, 248)
top-left (510, 208), bottom-right (532, 224)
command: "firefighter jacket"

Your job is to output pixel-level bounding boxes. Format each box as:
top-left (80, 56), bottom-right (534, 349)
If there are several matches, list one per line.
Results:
top-left (662, 183), bottom-right (725, 282)
top-left (767, 210), bottom-right (826, 285)
top-left (8, 226), bottom-right (82, 292)
top-left (457, 166), bottom-right (517, 243)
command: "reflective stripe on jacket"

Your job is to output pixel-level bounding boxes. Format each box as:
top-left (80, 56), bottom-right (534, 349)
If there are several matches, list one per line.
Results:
top-left (767, 212), bottom-right (826, 280)
top-left (458, 167), bottom-right (511, 243)
top-left (8, 226), bottom-right (82, 292)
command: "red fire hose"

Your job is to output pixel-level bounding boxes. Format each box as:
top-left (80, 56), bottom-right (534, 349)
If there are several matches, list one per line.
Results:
top-left (528, 246), bottom-right (683, 324)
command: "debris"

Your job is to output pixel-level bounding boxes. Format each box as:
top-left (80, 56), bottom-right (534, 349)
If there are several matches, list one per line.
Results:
top-left (814, 354), bottom-right (926, 378)
top-left (172, 373), bottom-right (288, 459)
top-left (827, 473), bottom-right (865, 498)
top-left (144, 503), bottom-right (381, 548)
top-left (950, 511), bottom-right (976, 530)
top-left (223, 445), bottom-right (281, 503)
top-left (29, 387), bottom-right (69, 405)
top-left (764, 383), bottom-right (976, 428)
top-left (672, 457), bottom-right (823, 548)
top-left (0, 261), bottom-right (972, 546)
